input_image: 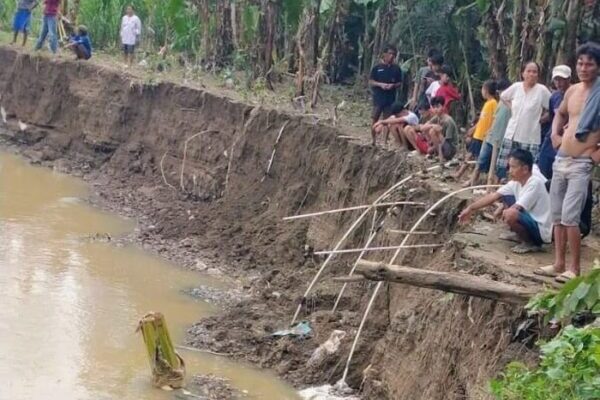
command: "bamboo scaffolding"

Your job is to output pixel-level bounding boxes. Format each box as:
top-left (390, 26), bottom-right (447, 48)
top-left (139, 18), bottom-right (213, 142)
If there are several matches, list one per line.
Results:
top-left (283, 201), bottom-right (427, 221)
top-left (340, 184), bottom-right (501, 384)
top-left (290, 165), bottom-right (441, 325)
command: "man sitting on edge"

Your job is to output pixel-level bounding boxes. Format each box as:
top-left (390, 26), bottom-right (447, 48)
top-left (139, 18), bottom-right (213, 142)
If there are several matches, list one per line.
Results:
top-left (458, 149), bottom-right (552, 254)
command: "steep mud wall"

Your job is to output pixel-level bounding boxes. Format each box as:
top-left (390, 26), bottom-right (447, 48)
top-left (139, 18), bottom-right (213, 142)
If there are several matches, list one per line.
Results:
top-left (0, 48), bottom-right (529, 400)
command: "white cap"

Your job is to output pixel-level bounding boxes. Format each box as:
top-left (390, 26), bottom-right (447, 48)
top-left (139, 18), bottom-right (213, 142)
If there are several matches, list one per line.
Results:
top-left (552, 65), bottom-right (572, 80)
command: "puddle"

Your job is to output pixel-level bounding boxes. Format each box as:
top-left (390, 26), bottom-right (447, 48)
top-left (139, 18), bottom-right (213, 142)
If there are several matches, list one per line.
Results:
top-left (0, 152), bottom-right (299, 400)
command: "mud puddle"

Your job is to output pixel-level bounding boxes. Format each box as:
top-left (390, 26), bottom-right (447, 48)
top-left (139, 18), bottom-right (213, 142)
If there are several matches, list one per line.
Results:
top-left (0, 152), bottom-right (299, 400)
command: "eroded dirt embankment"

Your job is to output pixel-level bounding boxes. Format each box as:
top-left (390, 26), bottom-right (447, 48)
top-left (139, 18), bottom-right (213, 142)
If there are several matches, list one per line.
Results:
top-left (0, 48), bottom-right (536, 399)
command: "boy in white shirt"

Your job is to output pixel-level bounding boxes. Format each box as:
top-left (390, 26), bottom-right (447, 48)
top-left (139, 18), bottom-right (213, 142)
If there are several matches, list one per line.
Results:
top-left (120, 5), bottom-right (141, 66)
top-left (458, 149), bottom-right (551, 254)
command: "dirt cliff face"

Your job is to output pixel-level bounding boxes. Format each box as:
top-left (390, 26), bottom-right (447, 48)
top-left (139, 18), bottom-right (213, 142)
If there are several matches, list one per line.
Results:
top-left (0, 48), bottom-right (533, 400)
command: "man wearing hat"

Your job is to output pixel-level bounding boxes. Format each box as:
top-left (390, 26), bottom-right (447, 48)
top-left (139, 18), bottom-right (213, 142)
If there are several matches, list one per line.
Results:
top-left (537, 65), bottom-right (572, 179)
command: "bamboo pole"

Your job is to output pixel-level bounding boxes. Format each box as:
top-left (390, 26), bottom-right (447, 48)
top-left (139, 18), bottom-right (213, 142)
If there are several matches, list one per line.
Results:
top-left (355, 260), bottom-right (535, 304)
top-left (332, 210), bottom-right (382, 312)
top-left (340, 184), bottom-right (501, 384)
top-left (314, 244), bottom-right (443, 256)
top-left (290, 165), bottom-right (442, 325)
top-left (387, 229), bottom-right (438, 235)
top-left (283, 201), bottom-right (427, 221)
top-left (262, 121), bottom-right (291, 181)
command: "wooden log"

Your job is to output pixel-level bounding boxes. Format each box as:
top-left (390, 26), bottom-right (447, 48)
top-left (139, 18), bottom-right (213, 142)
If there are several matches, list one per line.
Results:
top-left (355, 260), bottom-right (536, 304)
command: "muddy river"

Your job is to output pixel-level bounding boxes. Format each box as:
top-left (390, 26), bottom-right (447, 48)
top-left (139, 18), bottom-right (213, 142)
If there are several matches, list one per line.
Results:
top-left (0, 152), bottom-right (299, 400)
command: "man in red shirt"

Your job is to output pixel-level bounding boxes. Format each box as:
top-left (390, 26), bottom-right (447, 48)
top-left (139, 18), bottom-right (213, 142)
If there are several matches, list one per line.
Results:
top-left (435, 65), bottom-right (461, 113)
top-left (34, 0), bottom-right (60, 54)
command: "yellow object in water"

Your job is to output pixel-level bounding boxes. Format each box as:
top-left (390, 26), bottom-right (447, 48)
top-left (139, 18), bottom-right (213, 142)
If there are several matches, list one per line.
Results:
top-left (137, 312), bottom-right (186, 389)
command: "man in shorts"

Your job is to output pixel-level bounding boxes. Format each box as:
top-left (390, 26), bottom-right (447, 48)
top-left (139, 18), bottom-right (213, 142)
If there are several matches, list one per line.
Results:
top-left (372, 102), bottom-right (419, 148)
top-left (12, 0), bottom-right (38, 46)
top-left (538, 43), bottom-right (600, 283)
top-left (369, 45), bottom-right (403, 145)
top-left (120, 5), bottom-right (142, 66)
top-left (459, 149), bottom-right (552, 254)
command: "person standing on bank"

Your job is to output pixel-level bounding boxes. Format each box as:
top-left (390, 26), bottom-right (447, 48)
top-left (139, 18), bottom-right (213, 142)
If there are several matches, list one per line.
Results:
top-left (369, 45), bottom-right (403, 146)
top-left (495, 62), bottom-right (551, 180)
top-left (12, 0), bottom-right (38, 47)
top-left (34, 0), bottom-right (61, 55)
top-left (536, 43), bottom-right (600, 283)
top-left (120, 5), bottom-right (142, 67)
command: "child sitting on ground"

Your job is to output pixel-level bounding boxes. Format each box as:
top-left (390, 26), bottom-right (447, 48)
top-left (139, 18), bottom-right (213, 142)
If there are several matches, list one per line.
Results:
top-left (410, 96), bottom-right (458, 162)
top-left (455, 80), bottom-right (498, 183)
top-left (66, 25), bottom-right (93, 60)
top-left (372, 103), bottom-right (419, 148)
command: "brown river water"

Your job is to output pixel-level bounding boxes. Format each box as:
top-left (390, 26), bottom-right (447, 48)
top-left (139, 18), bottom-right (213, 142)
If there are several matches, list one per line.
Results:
top-left (0, 152), bottom-right (300, 400)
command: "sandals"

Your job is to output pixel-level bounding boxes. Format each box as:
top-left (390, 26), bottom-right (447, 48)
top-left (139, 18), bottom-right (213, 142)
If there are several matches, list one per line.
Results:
top-left (534, 265), bottom-right (561, 277)
top-left (500, 232), bottom-right (520, 243)
top-left (511, 243), bottom-right (542, 254)
top-left (555, 271), bottom-right (578, 283)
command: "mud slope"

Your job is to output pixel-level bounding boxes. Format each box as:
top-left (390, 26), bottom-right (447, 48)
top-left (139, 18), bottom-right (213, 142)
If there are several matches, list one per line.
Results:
top-left (0, 48), bottom-right (535, 400)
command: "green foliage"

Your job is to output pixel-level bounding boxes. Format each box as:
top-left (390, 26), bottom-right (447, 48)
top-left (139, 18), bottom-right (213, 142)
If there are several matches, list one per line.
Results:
top-left (490, 325), bottom-right (600, 400)
top-left (527, 266), bottom-right (600, 324)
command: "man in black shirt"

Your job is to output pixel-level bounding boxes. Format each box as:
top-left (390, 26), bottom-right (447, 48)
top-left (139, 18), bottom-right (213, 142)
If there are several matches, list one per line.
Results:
top-left (369, 45), bottom-right (403, 145)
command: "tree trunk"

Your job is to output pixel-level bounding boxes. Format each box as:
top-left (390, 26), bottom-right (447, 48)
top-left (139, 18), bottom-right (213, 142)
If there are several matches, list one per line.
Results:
top-left (354, 260), bottom-right (537, 304)
top-left (231, 0), bottom-right (239, 51)
top-left (508, 0), bottom-right (526, 81)
top-left (557, 0), bottom-right (584, 67)
top-left (215, 0), bottom-right (234, 65)
top-left (484, 0), bottom-right (508, 78)
top-left (199, 0), bottom-right (212, 63)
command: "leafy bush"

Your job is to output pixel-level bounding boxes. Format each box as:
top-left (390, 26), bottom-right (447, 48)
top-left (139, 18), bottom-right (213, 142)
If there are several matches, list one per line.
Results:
top-left (491, 267), bottom-right (600, 399)
top-left (490, 325), bottom-right (600, 400)
top-left (527, 266), bottom-right (600, 324)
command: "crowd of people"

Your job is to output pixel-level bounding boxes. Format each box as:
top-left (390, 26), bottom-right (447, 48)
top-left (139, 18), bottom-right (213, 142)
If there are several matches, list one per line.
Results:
top-left (11, 0), bottom-right (142, 65)
top-left (370, 43), bottom-right (600, 283)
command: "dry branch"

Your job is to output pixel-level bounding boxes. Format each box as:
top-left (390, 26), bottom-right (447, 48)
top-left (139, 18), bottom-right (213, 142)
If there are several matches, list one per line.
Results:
top-left (356, 260), bottom-right (536, 304)
top-left (283, 201), bottom-right (427, 221)
top-left (160, 152), bottom-right (176, 191)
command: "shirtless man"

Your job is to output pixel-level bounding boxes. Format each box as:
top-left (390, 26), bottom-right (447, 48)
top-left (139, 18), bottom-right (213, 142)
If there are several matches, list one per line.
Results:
top-left (537, 43), bottom-right (600, 282)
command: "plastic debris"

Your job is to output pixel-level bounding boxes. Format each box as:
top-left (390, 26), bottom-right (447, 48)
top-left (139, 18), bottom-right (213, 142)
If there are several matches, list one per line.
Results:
top-left (307, 330), bottom-right (346, 367)
top-left (272, 321), bottom-right (312, 337)
top-left (298, 383), bottom-right (360, 400)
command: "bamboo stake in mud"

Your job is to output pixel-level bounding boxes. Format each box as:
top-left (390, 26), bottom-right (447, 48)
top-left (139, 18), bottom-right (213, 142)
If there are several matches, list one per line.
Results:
top-left (340, 184), bottom-right (501, 384)
top-left (283, 201), bottom-right (427, 221)
top-left (290, 165), bottom-right (442, 325)
top-left (262, 121), bottom-right (291, 182)
top-left (137, 312), bottom-right (186, 389)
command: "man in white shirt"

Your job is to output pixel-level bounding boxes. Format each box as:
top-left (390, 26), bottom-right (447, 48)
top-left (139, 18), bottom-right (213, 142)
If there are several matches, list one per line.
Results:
top-left (459, 149), bottom-right (551, 254)
top-left (120, 5), bottom-right (141, 66)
